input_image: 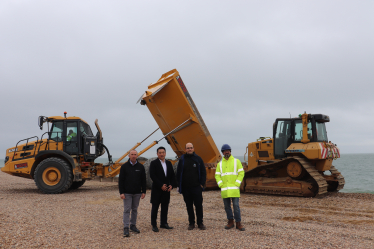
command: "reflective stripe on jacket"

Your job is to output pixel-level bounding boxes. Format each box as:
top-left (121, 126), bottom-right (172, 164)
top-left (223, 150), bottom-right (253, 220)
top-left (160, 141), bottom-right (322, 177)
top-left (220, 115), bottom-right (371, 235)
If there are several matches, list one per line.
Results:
top-left (215, 155), bottom-right (244, 198)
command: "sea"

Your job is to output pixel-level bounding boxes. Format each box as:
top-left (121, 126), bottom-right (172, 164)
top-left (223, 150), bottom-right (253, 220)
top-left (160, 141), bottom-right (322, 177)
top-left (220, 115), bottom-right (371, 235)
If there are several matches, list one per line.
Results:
top-left (1, 153), bottom-right (373, 194)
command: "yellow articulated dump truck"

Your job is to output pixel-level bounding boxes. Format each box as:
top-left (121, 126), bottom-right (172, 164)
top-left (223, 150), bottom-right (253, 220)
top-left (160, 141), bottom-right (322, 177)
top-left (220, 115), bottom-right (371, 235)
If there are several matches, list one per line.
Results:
top-left (243, 112), bottom-right (345, 197)
top-left (2, 114), bottom-right (111, 193)
top-left (1, 114), bottom-right (152, 194)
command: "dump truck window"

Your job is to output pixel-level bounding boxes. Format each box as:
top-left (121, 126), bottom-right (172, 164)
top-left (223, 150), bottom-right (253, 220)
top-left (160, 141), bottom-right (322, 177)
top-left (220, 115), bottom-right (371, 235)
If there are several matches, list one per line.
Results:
top-left (50, 121), bottom-right (63, 141)
top-left (294, 120), bottom-right (312, 142)
top-left (80, 122), bottom-right (93, 136)
top-left (66, 121), bottom-right (79, 154)
top-left (316, 122), bottom-right (328, 142)
top-left (66, 123), bottom-right (78, 141)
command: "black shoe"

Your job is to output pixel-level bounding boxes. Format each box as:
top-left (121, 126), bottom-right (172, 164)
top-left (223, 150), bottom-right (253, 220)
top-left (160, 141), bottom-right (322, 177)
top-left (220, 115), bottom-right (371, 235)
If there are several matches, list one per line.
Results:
top-left (152, 226), bottom-right (159, 232)
top-left (188, 224), bottom-right (195, 230)
top-left (130, 225), bottom-right (140, 233)
top-left (160, 224), bottom-right (173, 229)
top-left (123, 228), bottom-right (130, 237)
top-left (198, 223), bottom-right (206, 230)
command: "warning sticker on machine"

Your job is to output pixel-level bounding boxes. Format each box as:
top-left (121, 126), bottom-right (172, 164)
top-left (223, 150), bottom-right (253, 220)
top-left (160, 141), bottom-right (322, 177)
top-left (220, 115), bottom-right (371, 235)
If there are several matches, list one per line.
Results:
top-left (90, 145), bottom-right (95, 154)
top-left (250, 152), bottom-right (253, 157)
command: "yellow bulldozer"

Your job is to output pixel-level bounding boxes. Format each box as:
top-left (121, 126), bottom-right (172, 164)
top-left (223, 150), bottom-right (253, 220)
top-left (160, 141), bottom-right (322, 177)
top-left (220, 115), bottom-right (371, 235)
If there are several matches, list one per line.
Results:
top-left (242, 112), bottom-right (345, 197)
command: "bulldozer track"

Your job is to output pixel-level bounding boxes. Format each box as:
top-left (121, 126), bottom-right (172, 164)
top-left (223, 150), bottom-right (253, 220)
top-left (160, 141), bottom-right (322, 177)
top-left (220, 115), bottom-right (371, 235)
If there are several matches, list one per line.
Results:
top-left (329, 165), bottom-right (345, 191)
top-left (293, 156), bottom-right (328, 197)
top-left (244, 156), bottom-right (328, 197)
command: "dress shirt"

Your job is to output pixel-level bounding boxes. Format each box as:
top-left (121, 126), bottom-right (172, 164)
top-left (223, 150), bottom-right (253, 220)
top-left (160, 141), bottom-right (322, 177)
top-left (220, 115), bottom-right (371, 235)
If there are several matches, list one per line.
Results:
top-left (159, 159), bottom-right (167, 176)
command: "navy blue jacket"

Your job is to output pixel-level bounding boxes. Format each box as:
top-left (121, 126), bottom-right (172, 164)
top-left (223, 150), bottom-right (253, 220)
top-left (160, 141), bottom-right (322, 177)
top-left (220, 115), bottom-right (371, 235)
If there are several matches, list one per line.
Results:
top-left (176, 152), bottom-right (206, 194)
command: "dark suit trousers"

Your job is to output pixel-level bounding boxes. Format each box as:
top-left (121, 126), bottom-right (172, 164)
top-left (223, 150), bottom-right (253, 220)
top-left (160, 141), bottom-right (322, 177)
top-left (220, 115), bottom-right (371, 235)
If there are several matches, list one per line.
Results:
top-left (151, 192), bottom-right (169, 226)
top-left (182, 186), bottom-right (203, 225)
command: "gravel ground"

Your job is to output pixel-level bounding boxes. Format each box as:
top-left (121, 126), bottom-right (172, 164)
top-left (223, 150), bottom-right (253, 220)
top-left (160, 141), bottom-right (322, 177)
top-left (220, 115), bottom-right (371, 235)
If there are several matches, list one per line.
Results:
top-left (0, 172), bottom-right (373, 249)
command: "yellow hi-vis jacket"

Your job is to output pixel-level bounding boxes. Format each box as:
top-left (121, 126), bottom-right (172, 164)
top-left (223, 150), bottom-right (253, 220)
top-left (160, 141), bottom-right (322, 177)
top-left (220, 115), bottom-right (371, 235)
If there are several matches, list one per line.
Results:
top-left (215, 155), bottom-right (244, 198)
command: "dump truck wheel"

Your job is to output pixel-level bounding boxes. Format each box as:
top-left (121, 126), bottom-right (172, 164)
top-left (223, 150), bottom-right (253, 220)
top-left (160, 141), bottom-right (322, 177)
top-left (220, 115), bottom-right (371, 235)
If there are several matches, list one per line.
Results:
top-left (143, 157), bottom-right (158, 189)
top-left (69, 180), bottom-right (86, 190)
top-left (286, 161), bottom-right (306, 180)
top-left (34, 157), bottom-right (73, 194)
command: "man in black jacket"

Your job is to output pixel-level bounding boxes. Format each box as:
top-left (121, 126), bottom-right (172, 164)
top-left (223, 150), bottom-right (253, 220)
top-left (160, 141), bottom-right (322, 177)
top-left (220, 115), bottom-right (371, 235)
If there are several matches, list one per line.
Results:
top-left (149, 146), bottom-right (177, 232)
top-left (176, 142), bottom-right (207, 230)
top-left (119, 150), bottom-right (146, 237)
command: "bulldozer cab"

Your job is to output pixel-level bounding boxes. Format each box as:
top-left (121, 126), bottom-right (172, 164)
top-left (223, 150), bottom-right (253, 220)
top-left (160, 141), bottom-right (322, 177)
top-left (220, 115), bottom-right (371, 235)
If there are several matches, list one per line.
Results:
top-left (273, 114), bottom-right (329, 159)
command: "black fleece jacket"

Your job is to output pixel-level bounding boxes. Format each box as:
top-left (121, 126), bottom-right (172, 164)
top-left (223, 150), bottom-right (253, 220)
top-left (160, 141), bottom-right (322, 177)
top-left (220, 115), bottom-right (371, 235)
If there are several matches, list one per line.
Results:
top-left (176, 152), bottom-right (206, 194)
top-left (118, 159), bottom-right (146, 194)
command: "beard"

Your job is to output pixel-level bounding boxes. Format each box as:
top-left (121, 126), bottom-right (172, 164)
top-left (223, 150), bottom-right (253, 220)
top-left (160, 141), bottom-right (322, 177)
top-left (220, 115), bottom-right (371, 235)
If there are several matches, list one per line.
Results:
top-left (224, 154), bottom-right (230, 159)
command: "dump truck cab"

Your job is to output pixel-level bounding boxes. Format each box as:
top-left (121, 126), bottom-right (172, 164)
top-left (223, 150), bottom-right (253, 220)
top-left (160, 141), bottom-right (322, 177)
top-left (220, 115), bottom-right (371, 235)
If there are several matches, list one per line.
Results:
top-left (43, 115), bottom-right (99, 160)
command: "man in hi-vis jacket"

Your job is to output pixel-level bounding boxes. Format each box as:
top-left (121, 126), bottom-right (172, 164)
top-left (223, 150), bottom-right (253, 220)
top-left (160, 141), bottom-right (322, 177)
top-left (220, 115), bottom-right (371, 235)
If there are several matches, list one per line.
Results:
top-left (215, 144), bottom-right (245, 231)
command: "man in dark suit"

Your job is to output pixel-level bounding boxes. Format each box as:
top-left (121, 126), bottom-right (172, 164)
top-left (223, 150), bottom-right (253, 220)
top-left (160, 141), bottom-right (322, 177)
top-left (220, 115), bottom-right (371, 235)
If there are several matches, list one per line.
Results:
top-left (176, 143), bottom-right (206, 230)
top-left (149, 146), bottom-right (177, 232)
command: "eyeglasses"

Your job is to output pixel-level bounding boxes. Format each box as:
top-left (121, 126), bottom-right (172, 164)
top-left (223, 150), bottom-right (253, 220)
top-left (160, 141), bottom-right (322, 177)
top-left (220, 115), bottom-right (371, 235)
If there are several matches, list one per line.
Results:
top-left (186, 147), bottom-right (193, 149)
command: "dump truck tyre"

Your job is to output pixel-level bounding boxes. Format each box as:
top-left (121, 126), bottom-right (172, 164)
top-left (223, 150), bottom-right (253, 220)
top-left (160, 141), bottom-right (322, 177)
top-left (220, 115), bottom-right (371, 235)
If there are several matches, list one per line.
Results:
top-left (34, 157), bottom-right (73, 194)
top-left (143, 157), bottom-right (157, 189)
top-left (69, 180), bottom-right (86, 190)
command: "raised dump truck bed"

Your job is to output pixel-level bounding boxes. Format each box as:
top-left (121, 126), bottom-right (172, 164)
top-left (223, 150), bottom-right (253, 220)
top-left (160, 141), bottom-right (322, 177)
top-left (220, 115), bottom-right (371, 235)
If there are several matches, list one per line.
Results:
top-left (140, 69), bottom-right (221, 189)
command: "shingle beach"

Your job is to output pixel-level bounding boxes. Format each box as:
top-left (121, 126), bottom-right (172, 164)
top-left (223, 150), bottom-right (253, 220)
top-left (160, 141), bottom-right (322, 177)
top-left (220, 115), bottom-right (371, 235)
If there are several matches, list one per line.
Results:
top-left (0, 172), bottom-right (373, 249)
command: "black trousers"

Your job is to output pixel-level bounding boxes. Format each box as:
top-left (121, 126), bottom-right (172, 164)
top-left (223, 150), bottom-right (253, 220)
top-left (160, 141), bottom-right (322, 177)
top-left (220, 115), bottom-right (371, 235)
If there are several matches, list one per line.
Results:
top-left (151, 200), bottom-right (169, 226)
top-left (182, 185), bottom-right (203, 225)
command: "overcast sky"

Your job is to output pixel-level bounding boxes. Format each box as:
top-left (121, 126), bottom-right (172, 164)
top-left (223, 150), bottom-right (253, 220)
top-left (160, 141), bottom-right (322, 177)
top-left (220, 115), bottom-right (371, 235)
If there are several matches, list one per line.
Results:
top-left (0, 1), bottom-right (373, 161)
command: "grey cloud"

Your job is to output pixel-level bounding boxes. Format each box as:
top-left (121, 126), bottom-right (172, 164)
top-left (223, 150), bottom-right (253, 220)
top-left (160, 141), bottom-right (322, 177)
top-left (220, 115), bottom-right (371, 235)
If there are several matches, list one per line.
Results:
top-left (0, 1), bottom-right (373, 160)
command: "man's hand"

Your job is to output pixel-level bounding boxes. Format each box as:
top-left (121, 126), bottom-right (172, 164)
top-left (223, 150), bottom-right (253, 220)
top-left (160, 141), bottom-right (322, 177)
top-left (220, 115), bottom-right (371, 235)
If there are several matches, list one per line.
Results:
top-left (141, 193), bottom-right (145, 199)
top-left (161, 184), bottom-right (168, 191)
top-left (200, 185), bottom-right (203, 189)
top-left (120, 194), bottom-right (125, 199)
top-left (167, 185), bottom-right (173, 192)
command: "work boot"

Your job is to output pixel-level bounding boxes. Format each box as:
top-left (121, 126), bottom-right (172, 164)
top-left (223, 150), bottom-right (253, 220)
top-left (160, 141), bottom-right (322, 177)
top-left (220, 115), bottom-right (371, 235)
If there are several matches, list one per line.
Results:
top-left (188, 224), bottom-right (195, 230)
top-left (123, 227), bottom-right (130, 237)
top-left (198, 223), bottom-right (206, 230)
top-left (130, 224), bottom-right (140, 233)
top-left (236, 221), bottom-right (245, 231)
top-left (224, 219), bottom-right (234, 229)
